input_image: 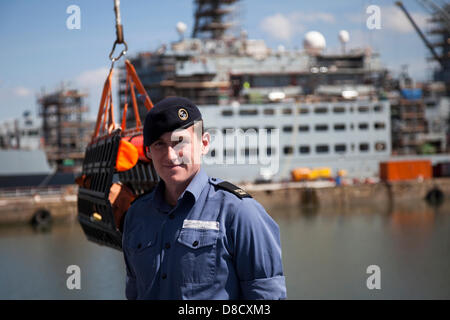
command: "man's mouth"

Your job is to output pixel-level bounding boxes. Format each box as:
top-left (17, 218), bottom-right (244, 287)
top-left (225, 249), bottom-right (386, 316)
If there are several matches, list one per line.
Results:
top-left (163, 163), bottom-right (183, 168)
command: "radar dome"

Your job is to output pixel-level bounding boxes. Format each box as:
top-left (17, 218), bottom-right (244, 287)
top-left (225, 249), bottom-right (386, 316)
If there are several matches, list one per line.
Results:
top-left (303, 31), bottom-right (326, 55)
top-left (338, 30), bottom-right (350, 44)
top-left (176, 22), bottom-right (187, 37)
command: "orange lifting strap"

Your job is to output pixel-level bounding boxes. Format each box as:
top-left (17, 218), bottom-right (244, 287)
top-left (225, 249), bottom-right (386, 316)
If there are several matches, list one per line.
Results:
top-left (91, 59), bottom-right (154, 171)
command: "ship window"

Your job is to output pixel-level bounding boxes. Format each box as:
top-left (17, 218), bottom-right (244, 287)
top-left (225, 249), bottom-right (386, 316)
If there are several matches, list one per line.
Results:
top-left (282, 108), bottom-right (293, 115)
top-left (266, 147), bottom-right (275, 156)
top-left (265, 127), bottom-right (278, 136)
top-left (283, 146), bottom-right (294, 155)
top-left (358, 106), bottom-right (370, 113)
top-left (241, 127), bottom-right (258, 132)
top-left (375, 142), bottom-right (386, 151)
top-left (359, 143), bottom-right (370, 152)
top-left (239, 109), bottom-right (258, 116)
top-left (374, 122), bottom-right (386, 130)
top-left (299, 145), bottom-right (310, 154)
top-left (224, 149), bottom-right (235, 158)
top-left (298, 108), bottom-right (309, 114)
top-left (333, 106), bottom-right (346, 113)
top-left (298, 125), bottom-right (309, 132)
top-left (264, 109), bottom-right (275, 115)
top-left (315, 124), bottom-right (329, 132)
top-left (335, 144), bottom-right (347, 153)
top-left (222, 128), bottom-right (234, 134)
top-left (28, 130), bottom-right (39, 136)
top-left (359, 123), bottom-right (369, 130)
top-left (316, 145), bottom-right (329, 153)
top-left (314, 107), bottom-right (328, 114)
top-left (374, 105), bottom-right (383, 112)
top-left (242, 148), bottom-right (258, 157)
top-left (283, 126), bottom-right (293, 133)
top-left (334, 124), bottom-right (346, 131)
top-left (222, 110), bottom-right (233, 116)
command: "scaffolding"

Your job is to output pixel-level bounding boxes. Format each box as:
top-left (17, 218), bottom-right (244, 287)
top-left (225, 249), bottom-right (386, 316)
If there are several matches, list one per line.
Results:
top-left (192, 0), bottom-right (239, 39)
top-left (427, 2), bottom-right (450, 95)
top-left (38, 89), bottom-right (90, 172)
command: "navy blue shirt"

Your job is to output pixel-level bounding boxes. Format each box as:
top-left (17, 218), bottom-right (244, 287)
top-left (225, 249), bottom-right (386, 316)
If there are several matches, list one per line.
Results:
top-left (122, 168), bottom-right (286, 299)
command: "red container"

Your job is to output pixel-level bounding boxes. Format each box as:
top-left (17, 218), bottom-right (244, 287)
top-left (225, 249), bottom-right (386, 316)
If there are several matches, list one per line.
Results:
top-left (379, 160), bottom-right (432, 182)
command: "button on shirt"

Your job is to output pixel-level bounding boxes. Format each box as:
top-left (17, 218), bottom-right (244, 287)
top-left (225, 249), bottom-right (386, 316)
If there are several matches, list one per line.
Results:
top-left (122, 168), bottom-right (287, 300)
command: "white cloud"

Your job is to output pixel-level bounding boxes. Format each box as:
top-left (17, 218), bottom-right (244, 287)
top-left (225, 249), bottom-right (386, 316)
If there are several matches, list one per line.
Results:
top-left (12, 86), bottom-right (33, 97)
top-left (72, 67), bottom-right (120, 121)
top-left (260, 13), bottom-right (294, 41)
top-left (0, 86), bottom-right (33, 99)
top-left (260, 11), bottom-right (336, 42)
top-left (290, 12), bottom-right (335, 24)
top-left (74, 67), bottom-right (115, 88)
top-left (382, 6), bottom-right (428, 34)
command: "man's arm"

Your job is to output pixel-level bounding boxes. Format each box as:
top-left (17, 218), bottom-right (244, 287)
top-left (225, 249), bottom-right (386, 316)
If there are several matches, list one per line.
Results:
top-left (122, 210), bottom-right (138, 300)
top-left (230, 199), bottom-right (287, 299)
top-left (123, 247), bottom-right (137, 300)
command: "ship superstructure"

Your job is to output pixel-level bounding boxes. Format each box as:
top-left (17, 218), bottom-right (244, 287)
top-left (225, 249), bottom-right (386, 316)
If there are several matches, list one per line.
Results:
top-left (115, 0), bottom-right (450, 182)
top-left (116, 1), bottom-right (395, 182)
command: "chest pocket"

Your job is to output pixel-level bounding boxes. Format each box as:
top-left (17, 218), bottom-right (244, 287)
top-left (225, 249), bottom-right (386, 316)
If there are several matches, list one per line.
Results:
top-left (125, 231), bottom-right (159, 285)
top-left (176, 228), bottom-right (219, 284)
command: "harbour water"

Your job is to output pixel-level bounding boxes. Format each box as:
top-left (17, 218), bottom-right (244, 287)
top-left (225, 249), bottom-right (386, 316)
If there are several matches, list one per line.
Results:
top-left (0, 200), bottom-right (449, 299)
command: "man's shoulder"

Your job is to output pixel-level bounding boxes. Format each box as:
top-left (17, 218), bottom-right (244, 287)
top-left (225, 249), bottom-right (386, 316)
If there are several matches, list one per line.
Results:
top-left (207, 177), bottom-right (268, 220)
top-left (208, 177), bottom-right (252, 200)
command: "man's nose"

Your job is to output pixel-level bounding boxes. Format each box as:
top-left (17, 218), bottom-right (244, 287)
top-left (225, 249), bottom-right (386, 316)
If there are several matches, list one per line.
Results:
top-left (167, 145), bottom-right (183, 161)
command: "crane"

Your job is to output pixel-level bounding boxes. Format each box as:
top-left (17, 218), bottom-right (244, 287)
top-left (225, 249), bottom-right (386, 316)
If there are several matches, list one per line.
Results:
top-left (395, 1), bottom-right (445, 68)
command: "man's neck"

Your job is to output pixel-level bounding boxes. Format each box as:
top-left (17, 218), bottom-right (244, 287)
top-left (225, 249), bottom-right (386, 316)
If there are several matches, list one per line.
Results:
top-left (163, 170), bottom-right (199, 206)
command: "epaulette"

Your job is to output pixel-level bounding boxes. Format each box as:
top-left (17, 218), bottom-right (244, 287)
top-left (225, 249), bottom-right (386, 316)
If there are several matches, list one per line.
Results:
top-left (215, 181), bottom-right (252, 199)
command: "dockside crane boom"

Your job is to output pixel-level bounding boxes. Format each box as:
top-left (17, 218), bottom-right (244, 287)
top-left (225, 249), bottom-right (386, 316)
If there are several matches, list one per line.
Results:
top-left (416, 0), bottom-right (450, 32)
top-left (395, 1), bottom-right (444, 68)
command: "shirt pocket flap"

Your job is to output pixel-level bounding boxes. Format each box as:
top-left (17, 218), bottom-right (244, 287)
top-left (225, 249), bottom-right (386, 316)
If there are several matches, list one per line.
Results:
top-left (177, 228), bottom-right (219, 249)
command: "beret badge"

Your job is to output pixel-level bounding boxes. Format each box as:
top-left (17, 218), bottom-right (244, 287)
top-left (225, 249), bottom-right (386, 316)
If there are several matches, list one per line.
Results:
top-left (178, 108), bottom-right (189, 121)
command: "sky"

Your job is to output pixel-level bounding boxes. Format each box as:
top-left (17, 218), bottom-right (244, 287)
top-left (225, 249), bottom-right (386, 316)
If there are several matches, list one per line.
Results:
top-left (0, 0), bottom-right (440, 122)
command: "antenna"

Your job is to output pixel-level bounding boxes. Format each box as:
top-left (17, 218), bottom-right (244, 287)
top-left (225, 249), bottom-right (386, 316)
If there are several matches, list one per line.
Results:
top-left (338, 30), bottom-right (350, 54)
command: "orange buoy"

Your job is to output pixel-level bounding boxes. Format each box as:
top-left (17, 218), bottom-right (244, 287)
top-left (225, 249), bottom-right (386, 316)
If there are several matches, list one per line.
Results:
top-left (115, 139), bottom-right (139, 171)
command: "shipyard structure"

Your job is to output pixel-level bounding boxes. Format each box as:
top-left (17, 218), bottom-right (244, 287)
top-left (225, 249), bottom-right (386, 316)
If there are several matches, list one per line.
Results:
top-left (114, 0), bottom-right (449, 182)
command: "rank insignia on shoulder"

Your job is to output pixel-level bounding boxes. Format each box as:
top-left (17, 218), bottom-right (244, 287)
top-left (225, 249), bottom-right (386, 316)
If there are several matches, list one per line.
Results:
top-left (216, 181), bottom-right (252, 199)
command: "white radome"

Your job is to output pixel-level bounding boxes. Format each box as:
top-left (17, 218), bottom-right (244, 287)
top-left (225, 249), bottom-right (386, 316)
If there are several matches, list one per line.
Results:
top-left (338, 30), bottom-right (350, 44)
top-left (176, 21), bottom-right (187, 36)
top-left (303, 31), bottom-right (326, 55)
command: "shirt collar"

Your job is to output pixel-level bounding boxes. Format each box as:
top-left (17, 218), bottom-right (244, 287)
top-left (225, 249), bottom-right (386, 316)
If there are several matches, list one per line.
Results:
top-left (179, 167), bottom-right (209, 202)
top-left (153, 167), bottom-right (209, 212)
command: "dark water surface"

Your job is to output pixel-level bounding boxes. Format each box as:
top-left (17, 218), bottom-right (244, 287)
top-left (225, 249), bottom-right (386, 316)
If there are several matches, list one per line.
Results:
top-left (1, 200), bottom-right (449, 299)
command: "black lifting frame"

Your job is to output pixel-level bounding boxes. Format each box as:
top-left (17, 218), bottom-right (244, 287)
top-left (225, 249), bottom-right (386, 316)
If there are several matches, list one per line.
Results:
top-left (77, 130), bottom-right (158, 251)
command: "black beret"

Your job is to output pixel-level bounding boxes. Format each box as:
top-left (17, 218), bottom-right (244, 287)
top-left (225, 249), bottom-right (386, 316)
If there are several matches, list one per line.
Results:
top-left (143, 97), bottom-right (202, 147)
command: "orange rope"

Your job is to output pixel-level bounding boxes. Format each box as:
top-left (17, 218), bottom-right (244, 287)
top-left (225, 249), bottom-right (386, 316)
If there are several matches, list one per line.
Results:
top-left (125, 60), bottom-right (153, 110)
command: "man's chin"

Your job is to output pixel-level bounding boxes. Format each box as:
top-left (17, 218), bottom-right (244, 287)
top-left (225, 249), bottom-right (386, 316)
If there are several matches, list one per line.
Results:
top-left (160, 166), bottom-right (188, 183)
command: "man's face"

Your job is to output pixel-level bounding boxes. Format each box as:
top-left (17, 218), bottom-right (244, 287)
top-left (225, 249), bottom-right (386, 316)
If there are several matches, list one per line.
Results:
top-left (147, 122), bottom-right (210, 185)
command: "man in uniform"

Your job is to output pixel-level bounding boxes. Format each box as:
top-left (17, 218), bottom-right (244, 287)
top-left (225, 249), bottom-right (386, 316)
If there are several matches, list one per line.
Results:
top-left (122, 96), bottom-right (286, 299)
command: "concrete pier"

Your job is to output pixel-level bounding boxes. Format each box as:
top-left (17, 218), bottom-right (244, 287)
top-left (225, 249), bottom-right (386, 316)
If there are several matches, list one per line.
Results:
top-left (1, 178), bottom-right (449, 225)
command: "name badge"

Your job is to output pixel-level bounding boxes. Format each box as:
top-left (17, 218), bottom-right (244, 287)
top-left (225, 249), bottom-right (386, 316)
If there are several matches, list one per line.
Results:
top-left (182, 220), bottom-right (219, 230)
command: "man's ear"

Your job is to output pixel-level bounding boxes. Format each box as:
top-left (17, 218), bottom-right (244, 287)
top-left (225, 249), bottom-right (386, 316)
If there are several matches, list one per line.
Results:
top-left (201, 132), bottom-right (210, 155)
